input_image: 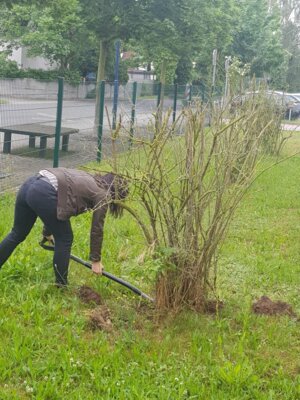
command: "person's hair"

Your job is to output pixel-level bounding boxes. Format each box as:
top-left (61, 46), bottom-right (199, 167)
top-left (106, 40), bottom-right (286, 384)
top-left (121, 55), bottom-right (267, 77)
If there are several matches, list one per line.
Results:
top-left (95, 173), bottom-right (129, 218)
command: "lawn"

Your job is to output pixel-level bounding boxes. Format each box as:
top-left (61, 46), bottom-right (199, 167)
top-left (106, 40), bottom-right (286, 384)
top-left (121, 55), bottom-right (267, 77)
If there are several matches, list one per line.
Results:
top-left (0, 133), bottom-right (300, 399)
top-left (282, 119), bottom-right (300, 126)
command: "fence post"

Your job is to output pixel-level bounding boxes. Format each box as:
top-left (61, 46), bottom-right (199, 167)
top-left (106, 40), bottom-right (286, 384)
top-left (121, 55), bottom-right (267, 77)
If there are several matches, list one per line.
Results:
top-left (53, 77), bottom-right (64, 168)
top-left (129, 81), bottom-right (138, 147)
top-left (184, 83), bottom-right (191, 106)
top-left (189, 84), bottom-right (192, 104)
top-left (97, 80), bottom-right (106, 162)
top-left (172, 83), bottom-right (178, 124)
top-left (112, 40), bottom-right (120, 130)
top-left (154, 82), bottom-right (163, 137)
top-left (200, 83), bottom-right (205, 102)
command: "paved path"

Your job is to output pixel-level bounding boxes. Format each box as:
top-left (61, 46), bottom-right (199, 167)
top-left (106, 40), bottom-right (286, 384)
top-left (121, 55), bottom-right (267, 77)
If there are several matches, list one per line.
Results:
top-left (282, 123), bottom-right (300, 131)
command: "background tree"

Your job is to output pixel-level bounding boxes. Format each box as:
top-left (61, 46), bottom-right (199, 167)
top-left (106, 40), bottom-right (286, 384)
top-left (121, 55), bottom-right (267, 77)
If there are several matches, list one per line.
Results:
top-left (129, 0), bottom-right (237, 89)
top-left (78, 0), bottom-right (146, 127)
top-left (0, 0), bottom-right (295, 91)
top-left (191, 0), bottom-right (237, 86)
top-left (2, 0), bottom-right (49, 5)
top-left (105, 44), bottom-right (129, 84)
top-left (231, 0), bottom-right (286, 87)
top-left (135, 0), bottom-right (185, 84)
top-left (79, 0), bottom-right (146, 82)
top-left (278, 0), bottom-right (300, 90)
top-left (0, 0), bottom-right (83, 71)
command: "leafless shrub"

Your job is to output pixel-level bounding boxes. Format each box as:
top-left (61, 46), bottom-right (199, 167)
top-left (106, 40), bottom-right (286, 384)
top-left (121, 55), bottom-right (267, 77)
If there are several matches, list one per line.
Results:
top-left (228, 90), bottom-right (285, 156)
top-left (107, 95), bottom-right (286, 310)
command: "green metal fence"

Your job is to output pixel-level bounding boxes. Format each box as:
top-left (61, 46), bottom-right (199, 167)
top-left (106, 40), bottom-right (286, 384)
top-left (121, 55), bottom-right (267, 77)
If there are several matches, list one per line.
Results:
top-left (0, 78), bottom-right (214, 193)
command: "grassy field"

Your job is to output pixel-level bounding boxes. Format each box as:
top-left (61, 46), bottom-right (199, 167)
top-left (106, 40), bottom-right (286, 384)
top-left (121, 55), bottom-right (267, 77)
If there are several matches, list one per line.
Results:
top-left (282, 119), bottom-right (300, 126)
top-left (0, 133), bottom-right (300, 399)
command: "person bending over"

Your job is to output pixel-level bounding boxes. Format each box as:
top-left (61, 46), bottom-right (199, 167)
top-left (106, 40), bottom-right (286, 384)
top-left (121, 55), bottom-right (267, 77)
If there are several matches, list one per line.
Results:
top-left (0, 168), bottom-right (128, 286)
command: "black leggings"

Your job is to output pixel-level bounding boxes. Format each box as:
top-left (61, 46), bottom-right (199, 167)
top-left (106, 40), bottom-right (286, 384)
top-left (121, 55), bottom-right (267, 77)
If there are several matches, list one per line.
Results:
top-left (0, 175), bottom-right (73, 285)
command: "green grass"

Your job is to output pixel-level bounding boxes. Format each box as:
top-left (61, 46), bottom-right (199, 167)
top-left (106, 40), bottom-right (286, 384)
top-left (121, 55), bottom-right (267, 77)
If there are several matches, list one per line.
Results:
top-left (1, 136), bottom-right (300, 399)
top-left (282, 119), bottom-right (300, 126)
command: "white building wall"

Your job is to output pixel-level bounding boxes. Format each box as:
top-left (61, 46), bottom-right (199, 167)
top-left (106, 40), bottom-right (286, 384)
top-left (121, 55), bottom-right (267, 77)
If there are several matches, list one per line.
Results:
top-left (8, 47), bottom-right (23, 66)
top-left (1, 43), bottom-right (57, 70)
top-left (0, 44), bottom-right (23, 66)
top-left (20, 47), bottom-right (57, 70)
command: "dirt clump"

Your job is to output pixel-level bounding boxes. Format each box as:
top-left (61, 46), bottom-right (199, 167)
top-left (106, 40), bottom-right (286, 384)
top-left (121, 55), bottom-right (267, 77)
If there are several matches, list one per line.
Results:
top-left (136, 300), bottom-right (155, 313)
top-left (204, 300), bottom-right (224, 314)
top-left (78, 285), bottom-right (102, 305)
top-left (89, 306), bottom-right (112, 331)
top-left (252, 296), bottom-right (297, 317)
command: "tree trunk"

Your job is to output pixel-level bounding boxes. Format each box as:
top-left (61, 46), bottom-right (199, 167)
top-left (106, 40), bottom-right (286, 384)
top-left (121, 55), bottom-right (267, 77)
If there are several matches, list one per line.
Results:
top-left (160, 59), bottom-right (167, 111)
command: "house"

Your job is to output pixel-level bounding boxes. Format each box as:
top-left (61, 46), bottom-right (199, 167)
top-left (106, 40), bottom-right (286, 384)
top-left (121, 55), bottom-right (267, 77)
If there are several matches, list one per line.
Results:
top-left (127, 68), bottom-right (156, 82)
top-left (121, 51), bottom-right (156, 82)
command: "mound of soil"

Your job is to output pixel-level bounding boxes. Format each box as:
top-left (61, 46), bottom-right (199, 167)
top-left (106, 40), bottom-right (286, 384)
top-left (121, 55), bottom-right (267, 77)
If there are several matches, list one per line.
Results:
top-left (252, 296), bottom-right (297, 317)
top-left (89, 306), bottom-right (112, 331)
top-left (78, 285), bottom-right (102, 305)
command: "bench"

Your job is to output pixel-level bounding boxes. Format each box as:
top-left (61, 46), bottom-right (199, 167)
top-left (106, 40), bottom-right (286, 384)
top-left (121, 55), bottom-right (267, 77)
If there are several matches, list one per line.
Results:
top-left (0, 123), bottom-right (79, 157)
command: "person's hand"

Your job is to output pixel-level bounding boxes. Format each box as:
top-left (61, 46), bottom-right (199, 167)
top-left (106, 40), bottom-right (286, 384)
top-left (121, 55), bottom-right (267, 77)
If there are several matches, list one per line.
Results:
top-left (91, 261), bottom-right (104, 275)
top-left (42, 235), bottom-right (54, 245)
top-left (45, 235), bottom-right (54, 244)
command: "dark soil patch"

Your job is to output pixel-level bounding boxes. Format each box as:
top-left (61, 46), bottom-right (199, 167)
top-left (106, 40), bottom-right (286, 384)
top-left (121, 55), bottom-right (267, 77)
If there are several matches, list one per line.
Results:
top-left (252, 296), bottom-right (297, 317)
top-left (136, 300), bottom-right (156, 313)
top-left (204, 300), bottom-right (224, 314)
top-left (89, 306), bottom-right (112, 332)
top-left (78, 285), bottom-right (102, 305)
top-left (135, 300), bottom-right (157, 323)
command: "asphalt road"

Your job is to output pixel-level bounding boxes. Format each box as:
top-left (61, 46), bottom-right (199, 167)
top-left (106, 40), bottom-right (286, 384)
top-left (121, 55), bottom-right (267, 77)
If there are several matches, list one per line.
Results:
top-left (0, 97), bottom-right (179, 132)
top-left (0, 96), bottom-right (180, 191)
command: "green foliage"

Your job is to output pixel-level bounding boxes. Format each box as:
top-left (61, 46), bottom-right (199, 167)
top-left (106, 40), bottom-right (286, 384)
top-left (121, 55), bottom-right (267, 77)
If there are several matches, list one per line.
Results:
top-left (105, 45), bottom-right (129, 84)
top-left (0, 0), bottom-right (292, 90)
top-left (136, 2), bottom-right (182, 83)
top-left (152, 52), bottom-right (178, 84)
top-left (0, 0), bottom-right (83, 70)
top-left (23, 68), bottom-right (81, 84)
top-left (191, 0), bottom-right (237, 81)
top-left (231, 0), bottom-right (286, 85)
top-left (282, 22), bottom-right (300, 91)
top-left (175, 58), bottom-right (193, 85)
top-left (80, 0), bottom-right (145, 44)
top-left (134, 0), bottom-right (224, 84)
top-left (79, 0), bottom-right (147, 80)
top-left (3, 0), bottom-right (50, 5)
top-left (0, 57), bottom-right (81, 84)
top-left (0, 53), bottom-right (21, 78)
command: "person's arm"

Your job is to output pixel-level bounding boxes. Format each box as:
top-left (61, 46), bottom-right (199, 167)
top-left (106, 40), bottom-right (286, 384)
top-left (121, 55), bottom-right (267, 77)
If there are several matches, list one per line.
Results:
top-left (89, 204), bottom-right (108, 273)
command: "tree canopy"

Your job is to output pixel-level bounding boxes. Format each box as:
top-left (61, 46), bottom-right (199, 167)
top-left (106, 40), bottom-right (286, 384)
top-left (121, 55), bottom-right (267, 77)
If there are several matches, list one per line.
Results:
top-left (0, 0), bottom-right (83, 70)
top-left (231, 0), bottom-right (285, 85)
top-left (0, 0), bottom-right (295, 88)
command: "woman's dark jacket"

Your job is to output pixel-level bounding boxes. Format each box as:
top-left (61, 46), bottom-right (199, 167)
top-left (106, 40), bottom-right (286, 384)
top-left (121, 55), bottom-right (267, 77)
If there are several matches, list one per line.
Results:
top-left (46, 168), bottom-right (109, 262)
